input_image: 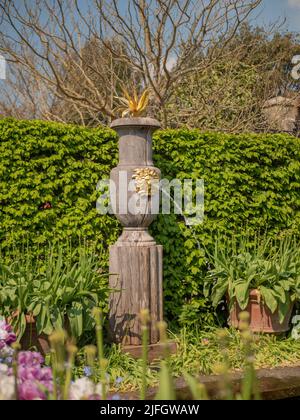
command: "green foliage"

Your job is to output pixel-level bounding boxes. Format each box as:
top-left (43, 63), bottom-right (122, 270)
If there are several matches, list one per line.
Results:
top-left (155, 360), bottom-right (176, 400)
top-left (73, 323), bottom-right (300, 396)
top-left (167, 24), bottom-right (300, 131)
top-left (179, 298), bottom-right (217, 328)
top-left (0, 245), bottom-right (109, 339)
top-left (1, 118), bottom-right (300, 323)
top-left (169, 60), bottom-right (260, 131)
top-left (152, 129), bottom-right (300, 322)
top-left (0, 118), bottom-right (120, 254)
top-left (204, 236), bottom-right (300, 323)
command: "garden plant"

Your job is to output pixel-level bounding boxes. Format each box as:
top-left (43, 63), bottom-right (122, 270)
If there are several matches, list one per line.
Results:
top-left (204, 235), bottom-right (300, 330)
top-left (0, 246), bottom-right (110, 342)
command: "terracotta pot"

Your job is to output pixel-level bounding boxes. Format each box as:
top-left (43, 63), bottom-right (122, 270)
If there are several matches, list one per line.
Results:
top-left (20, 315), bottom-right (50, 355)
top-left (229, 289), bottom-right (293, 334)
top-left (7, 313), bottom-right (50, 355)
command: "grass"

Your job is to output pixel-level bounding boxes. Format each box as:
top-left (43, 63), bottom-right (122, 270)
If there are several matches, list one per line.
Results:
top-left (75, 327), bottom-right (300, 393)
top-left (170, 327), bottom-right (300, 374)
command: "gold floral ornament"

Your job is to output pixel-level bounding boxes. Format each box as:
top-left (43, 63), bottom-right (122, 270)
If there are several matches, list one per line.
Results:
top-left (132, 168), bottom-right (160, 197)
top-left (114, 87), bottom-right (151, 117)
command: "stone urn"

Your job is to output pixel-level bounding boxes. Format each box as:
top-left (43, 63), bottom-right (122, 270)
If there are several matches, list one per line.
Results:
top-left (109, 117), bottom-right (163, 347)
top-left (263, 96), bottom-right (300, 133)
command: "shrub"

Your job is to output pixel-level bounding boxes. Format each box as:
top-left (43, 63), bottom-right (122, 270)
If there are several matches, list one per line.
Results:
top-left (152, 129), bottom-right (300, 321)
top-left (1, 118), bottom-right (300, 323)
top-left (204, 235), bottom-right (300, 323)
top-left (0, 245), bottom-right (109, 340)
top-left (0, 118), bottom-right (120, 253)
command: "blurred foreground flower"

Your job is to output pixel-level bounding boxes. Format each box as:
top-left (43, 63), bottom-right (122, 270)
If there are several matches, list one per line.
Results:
top-left (69, 377), bottom-right (103, 400)
top-left (0, 371), bottom-right (15, 400)
top-left (0, 318), bottom-right (17, 358)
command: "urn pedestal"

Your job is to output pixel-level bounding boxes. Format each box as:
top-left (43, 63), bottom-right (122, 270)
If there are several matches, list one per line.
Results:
top-left (109, 118), bottom-right (164, 349)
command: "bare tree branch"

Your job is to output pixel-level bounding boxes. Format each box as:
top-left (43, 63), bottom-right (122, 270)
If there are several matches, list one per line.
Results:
top-left (0, 0), bottom-right (263, 126)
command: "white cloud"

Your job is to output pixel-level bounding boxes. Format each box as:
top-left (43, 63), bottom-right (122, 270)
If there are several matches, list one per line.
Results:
top-left (288, 0), bottom-right (300, 9)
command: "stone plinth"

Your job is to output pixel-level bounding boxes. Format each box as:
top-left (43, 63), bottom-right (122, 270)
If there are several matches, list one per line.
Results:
top-left (109, 240), bottom-right (163, 345)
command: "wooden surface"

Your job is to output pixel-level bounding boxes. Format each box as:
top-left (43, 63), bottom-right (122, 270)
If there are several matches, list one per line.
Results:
top-left (109, 243), bottom-right (163, 345)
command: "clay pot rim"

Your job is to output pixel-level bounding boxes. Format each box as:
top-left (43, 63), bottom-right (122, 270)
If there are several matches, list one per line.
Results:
top-left (227, 288), bottom-right (259, 299)
top-left (110, 117), bottom-right (161, 129)
top-left (249, 289), bottom-right (260, 297)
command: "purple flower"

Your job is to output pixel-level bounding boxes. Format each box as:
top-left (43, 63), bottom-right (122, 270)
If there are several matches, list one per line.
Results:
top-left (0, 320), bottom-right (17, 346)
top-left (5, 332), bottom-right (17, 345)
top-left (18, 351), bottom-right (44, 367)
top-left (83, 366), bottom-right (92, 377)
top-left (111, 394), bottom-right (121, 400)
top-left (39, 367), bottom-right (52, 382)
top-left (0, 319), bottom-right (57, 401)
top-left (16, 365), bottom-right (53, 400)
top-left (18, 380), bottom-right (49, 400)
top-left (17, 366), bottom-right (52, 382)
top-left (0, 343), bottom-right (14, 358)
top-left (88, 394), bottom-right (102, 400)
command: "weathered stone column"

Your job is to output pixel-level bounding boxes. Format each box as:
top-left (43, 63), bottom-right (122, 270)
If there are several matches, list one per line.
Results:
top-left (109, 117), bottom-right (163, 346)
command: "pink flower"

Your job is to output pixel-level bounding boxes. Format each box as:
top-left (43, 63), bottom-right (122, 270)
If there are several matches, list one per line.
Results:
top-left (18, 380), bottom-right (47, 400)
top-left (16, 365), bottom-right (52, 382)
top-left (0, 320), bottom-right (16, 346)
top-left (18, 351), bottom-right (44, 367)
top-left (16, 366), bottom-right (53, 400)
top-left (5, 349), bottom-right (53, 400)
top-left (5, 332), bottom-right (17, 346)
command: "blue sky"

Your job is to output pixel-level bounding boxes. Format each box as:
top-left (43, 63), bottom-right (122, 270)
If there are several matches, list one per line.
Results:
top-left (258, 0), bottom-right (300, 32)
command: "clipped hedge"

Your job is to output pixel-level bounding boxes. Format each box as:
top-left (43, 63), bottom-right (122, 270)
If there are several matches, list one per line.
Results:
top-left (152, 130), bottom-right (300, 323)
top-left (0, 118), bottom-right (120, 249)
top-left (1, 118), bottom-right (300, 323)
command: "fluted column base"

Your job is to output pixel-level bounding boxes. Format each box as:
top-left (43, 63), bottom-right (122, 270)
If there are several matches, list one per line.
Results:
top-left (109, 240), bottom-right (163, 345)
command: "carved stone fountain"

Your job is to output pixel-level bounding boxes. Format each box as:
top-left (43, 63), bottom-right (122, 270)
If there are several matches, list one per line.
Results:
top-left (109, 117), bottom-right (163, 350)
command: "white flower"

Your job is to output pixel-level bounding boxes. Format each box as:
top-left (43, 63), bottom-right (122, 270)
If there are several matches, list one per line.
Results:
top-left (69, 377), bottom-right (96, 400)
top-left (291, 315), bottom-right (300, 340)
top-left (0, 364), bottom-right (8, 374)
top-left (0, 330), bottom-right (8, 341)
top-left (95, 382), bottom-right (103, 396)
top-left (0, 344), bottom-right (14, 358)
top-left (0, 374), bottom-right (15, 400)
